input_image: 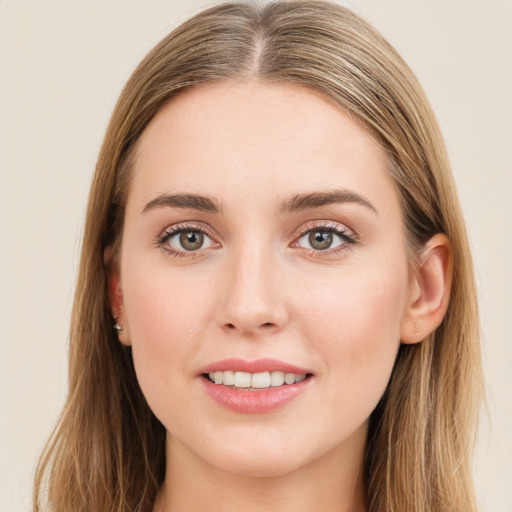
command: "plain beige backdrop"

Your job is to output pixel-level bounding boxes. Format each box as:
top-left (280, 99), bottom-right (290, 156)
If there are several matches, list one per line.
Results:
top-left (1, 1), bottom-right (511, 511)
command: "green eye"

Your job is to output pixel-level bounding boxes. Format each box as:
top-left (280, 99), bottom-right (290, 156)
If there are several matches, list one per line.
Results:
top-left (308, 230), bottom-right (335, 250)
top-left (297, 227), bottom-right (353, 252)
top-left (298, 229), bottom-right (346, 251)
top-left (179, 231), bottom-right (205, 251)
top-left (161, 227), bottom-right (216, 253)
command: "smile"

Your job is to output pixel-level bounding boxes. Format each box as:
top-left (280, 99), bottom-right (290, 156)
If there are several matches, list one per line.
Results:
top-left (206, 370), bottom-right (307, 389)
top-left (200, 358), bottom-right (313, 413)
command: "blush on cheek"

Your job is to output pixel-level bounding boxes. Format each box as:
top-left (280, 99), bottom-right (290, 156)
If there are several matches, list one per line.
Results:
top-left (126, 264), bottom-right (207, 336)
top-left (300, 267), bottom-right (406, 395)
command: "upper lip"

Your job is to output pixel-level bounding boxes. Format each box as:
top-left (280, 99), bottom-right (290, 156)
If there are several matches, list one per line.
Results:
top-left (200, 358), bottom-right (311, 375)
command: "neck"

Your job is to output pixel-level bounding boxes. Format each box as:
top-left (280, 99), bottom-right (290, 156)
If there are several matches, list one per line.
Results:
top-left (154, 427), bottom-right (367, 512)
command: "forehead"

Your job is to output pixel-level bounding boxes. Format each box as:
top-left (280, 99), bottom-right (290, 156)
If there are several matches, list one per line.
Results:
top-left (129, 81), bottom-right (396, 214)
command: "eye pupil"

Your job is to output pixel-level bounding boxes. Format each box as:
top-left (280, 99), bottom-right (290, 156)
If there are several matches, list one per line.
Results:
top-left (180, 231), bottom-right (204, 250)
top-left (309, 230), bottom-right (333, 250)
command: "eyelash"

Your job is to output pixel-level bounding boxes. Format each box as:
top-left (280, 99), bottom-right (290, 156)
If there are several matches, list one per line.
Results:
top-left (292, 221), bottom-right (359, 258)
top-left (155, 223), bottom-right (218, 258)
top-left (155, 221), bottom-right (358, 259)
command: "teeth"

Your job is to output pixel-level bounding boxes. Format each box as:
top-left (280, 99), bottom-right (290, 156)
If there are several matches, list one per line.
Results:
top-left (234, 371), bottom-right (251, 388)
top-left (252, 372), bottom-right (271, 389)
top-left (270, 371), bottom-right (285, 386)
top-left (222, 370), bottom-right (235, 385)
top-left (284, 373), bottom-right (296, 385)
top-left (207, 370), bottom-right (308, 388)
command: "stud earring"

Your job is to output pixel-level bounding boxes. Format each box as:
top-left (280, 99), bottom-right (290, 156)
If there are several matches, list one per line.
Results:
top-left (113, 313), bottom-right (123, 333)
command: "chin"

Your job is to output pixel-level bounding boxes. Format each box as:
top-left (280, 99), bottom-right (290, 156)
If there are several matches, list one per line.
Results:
top-left (191, 430), bottom-right (324, 478)
top-left (211, 450), bottom-right (309, 478)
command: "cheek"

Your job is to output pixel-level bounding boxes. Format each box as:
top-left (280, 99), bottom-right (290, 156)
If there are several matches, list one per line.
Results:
top-left (120, 263), bottom-right (216, 410)
top-left (298, 261), bottom-right (408, 405)
top-left (124, 264), bottom-right (214, 349)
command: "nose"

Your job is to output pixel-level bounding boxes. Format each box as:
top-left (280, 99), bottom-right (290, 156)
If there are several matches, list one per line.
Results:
top-left (215, 241), bottom-right (289, 337)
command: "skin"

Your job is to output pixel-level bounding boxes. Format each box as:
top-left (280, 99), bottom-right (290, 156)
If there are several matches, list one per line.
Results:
top-left (109, 81), bottom-right (452, 512)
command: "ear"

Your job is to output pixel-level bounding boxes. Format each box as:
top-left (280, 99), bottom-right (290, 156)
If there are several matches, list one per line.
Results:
top-left (401, 233), bottom-right (453, 344)
top-left (104, 246), bottom-right (131, 346)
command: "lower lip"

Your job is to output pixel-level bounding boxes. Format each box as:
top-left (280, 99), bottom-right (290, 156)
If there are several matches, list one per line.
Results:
top-left (201, 376), bottom-right (311, 414)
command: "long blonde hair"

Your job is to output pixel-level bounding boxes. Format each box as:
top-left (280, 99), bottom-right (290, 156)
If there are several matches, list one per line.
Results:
top-left (34, 2), bottom-right (483, 511)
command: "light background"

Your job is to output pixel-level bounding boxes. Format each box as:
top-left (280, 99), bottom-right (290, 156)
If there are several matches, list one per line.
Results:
top-left (0, 1), bottom-right (511, 511)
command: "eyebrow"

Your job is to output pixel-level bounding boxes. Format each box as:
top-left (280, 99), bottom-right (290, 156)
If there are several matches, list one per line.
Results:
top-left (278, 189), bottom-right (377, 215)
top-left (142, 193), bottom-right (222, 214)
top-left (141, 188), bottom-right (377, 216)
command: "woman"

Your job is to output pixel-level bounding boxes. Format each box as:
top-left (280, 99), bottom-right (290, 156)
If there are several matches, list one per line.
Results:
top-left (33, 1), bottom-right (483, 511)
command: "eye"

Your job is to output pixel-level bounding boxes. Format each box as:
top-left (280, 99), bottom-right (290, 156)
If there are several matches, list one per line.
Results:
top-left (293, 223), bottom-right (358, 254)
top-left (157, 224), bottom-right (218, 256)
top-left (170, 230), bottom-right (211, 251)
top-left (300, 230), bottom-right (342, 251)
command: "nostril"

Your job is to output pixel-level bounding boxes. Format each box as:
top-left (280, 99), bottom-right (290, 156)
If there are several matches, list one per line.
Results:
top-left (224, 322), bottom-right (275, 332)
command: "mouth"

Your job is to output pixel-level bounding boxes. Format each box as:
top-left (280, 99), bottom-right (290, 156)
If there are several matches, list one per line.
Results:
top-left (202, 370), bottom-right (312, 390)
top-left (199, 358), bottom-right (314, 413)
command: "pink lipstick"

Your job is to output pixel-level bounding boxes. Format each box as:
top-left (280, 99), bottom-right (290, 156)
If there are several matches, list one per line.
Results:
top-left (199, 358), bottom-right (313, 414)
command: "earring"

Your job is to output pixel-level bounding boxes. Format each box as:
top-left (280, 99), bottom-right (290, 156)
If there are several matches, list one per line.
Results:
top-left (113, 313), bottom-right (123, 333)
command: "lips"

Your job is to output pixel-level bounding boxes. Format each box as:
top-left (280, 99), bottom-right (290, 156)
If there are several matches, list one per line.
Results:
top-left (200, 357), bottom-right (311, 375)
top-left (199, 358), bottom-right (313, 413)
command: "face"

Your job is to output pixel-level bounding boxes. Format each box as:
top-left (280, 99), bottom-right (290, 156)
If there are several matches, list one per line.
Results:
top-left (115, 81), bottom-right (414, 477)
